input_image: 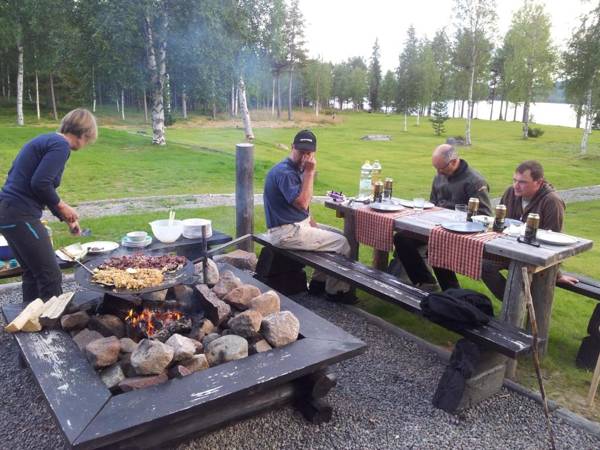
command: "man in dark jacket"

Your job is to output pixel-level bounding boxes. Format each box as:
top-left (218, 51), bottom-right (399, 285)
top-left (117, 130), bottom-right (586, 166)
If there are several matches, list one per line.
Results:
top-left (393, 144), bottom-right (492, 291)
top-left (482, 160), bottom-right (577, 299)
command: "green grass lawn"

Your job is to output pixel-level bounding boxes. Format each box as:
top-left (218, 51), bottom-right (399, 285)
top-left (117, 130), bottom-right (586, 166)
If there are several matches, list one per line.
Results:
top-left (1, 101), bottom-right (600, 420)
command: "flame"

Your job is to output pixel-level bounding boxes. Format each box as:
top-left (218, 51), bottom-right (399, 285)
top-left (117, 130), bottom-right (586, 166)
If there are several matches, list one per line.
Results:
top-left (125, 308), bottom-right (182, 337)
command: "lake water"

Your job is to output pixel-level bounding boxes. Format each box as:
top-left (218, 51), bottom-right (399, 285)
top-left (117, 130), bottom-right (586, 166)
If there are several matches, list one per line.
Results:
top-left (448, 100), bottom-right (579, 128)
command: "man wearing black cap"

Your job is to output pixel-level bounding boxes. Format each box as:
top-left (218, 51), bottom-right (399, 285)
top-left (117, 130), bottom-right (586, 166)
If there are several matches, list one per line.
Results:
top-left (263, 130), bottom-right (355, 303)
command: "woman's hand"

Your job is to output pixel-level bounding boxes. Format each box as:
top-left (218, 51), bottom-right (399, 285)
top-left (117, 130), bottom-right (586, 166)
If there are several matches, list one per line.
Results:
top-left (56, 200), bottom-right (79, 223)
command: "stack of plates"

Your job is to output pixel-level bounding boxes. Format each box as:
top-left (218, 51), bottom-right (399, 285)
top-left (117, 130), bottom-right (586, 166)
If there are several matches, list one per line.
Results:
top-left (182, 218), bottom-right (212, 239)
top-left (121, 235), bottom-right (153, 248)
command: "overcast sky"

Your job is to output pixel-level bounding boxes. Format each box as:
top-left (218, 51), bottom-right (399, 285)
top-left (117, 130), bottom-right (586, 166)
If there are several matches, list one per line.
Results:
top-left (300, 0), bottom-right (595, 73)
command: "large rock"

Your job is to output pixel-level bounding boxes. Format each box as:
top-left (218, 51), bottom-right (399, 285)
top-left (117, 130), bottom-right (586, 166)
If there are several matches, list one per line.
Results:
top-left (60, 311), bottom-right (90, 331)
top-left (195, 284), bottom-right (231, 325)
top-left (213, 250), bottom-right (258, 271)
top-left (224, 285), bottom-right (262, 310)
top-left (140, 289), bottom-right (168, 302)
top-left (205, 335), bottom-right (248, 366)
top-left (212, 271), bottom-right (243, 299)
top-left (250, 339), bottom-right (273, 354)
top-left (168, 365), bottom-right (192, 379)
top-left (100, 364), bottom-right (126, 389)
top-left (130, 339), bottom-right (174, 375)
top-left (73, 328), bottom-right (104, 351)
top-left (88, 314), bottom-right (125, 338)
top-left (173, 285), bottom-right (194, 302)
top-left (202, 332), bottom-right (220, 348)
top-left (261, 311), bottom-right (300, 348)
top-left (249, 290), bottom-right (280, 317)
top-left (119, 337), bottom-right (138, 354)
top-left (227, 310), bottom-right (262, 339)
top-left (194, 258), bottom-right (219, 285)
top-left (193, 318), bottom-right (216, 342)
top-left (119, 373), bottom-right (168, 392)
top-left (85, 336), bottom-right (121, 368)
top-left (181, 354), bottom-right (210, 373)
top-left (165, 333), bottom-right (197, 362)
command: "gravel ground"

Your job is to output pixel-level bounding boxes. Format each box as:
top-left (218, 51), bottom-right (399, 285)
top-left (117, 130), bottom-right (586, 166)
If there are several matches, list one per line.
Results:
top-left (1, 283), bottom-right (600, 450)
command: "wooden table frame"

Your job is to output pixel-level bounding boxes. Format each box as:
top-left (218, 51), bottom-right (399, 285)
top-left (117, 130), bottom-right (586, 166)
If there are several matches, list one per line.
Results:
top-left (326, 200), bottom-right (593, 366)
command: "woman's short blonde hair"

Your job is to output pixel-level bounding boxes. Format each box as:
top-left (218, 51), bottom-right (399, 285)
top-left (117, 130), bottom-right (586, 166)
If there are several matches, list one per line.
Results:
top-left (59, 108), bottom-right (98, 144)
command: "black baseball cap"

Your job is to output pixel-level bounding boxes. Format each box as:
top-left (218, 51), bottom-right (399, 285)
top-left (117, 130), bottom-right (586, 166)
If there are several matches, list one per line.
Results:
top-left (293, 129), bottom-right (317, 152)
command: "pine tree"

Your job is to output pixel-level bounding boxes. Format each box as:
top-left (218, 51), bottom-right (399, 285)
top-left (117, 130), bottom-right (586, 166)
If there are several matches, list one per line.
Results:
top-left (430, 99), bottom-right (449, 136)
top-left (368, 38), bottom-right (382, 112)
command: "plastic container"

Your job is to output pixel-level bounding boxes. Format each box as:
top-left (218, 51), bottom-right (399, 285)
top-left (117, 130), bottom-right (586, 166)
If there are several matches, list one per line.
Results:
top-left (371, 160), bottom-right (382, 186)
top-left (358, 160), bottom-right (373, 199)
top-left (149, 219), bottom-right (184, 243)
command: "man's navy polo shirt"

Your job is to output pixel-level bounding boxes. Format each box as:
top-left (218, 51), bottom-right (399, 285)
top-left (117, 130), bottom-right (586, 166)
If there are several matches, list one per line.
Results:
top-left (263, 158), bottom-right (309, 228)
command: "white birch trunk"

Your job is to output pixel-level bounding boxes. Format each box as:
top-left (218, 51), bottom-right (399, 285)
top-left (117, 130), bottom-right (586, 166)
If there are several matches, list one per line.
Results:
top-left (465, 62), bottom-right (475, 145)
top-left (182, 86), bottom-right (187, 119)
top-left (16, 42), bottom-right (24, 126)
top-left (91, 66), bottom-right (96, 113)
top-left (144, 14), bottom-right (166, 145)
top-left (121, 89), bottom-right (125, 120)
top-left (416, 108), bottom-right (420, 126)
top-left (271, 77), bottom-right (275, 115)
top-left (234, 85), bottom-right (239, 116)
top-left (404, 112), bottom-right (407, 132)
top-left (143, 87), bottom-right (148, 123)
top-left (231, 83), bottom-right (235, 116)
top-left (276, 73), bottom-right (281, 119)
top-left (116, 98), bottom-right (120, 113)
top-left (287, 67), bottom-right (293, 121)
top-left (238, 76), bottom-right (254, 141)
top-left (35, 70), bottom-right (40, 120)
top-left (50, 72), bottom-right (58, 121)
top-left (7, 70), bottom-right (11, 99)
top-left (581, 87), bottom-right (593, 155)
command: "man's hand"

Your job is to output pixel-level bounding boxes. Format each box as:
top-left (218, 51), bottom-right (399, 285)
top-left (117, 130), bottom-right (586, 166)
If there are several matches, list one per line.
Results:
top-left (56, 201), bottom-right (79, 223)
top-left (301, 152), bottom-right (316, 173)
top-left (309, 216), bottom-right (317, 227)
top-left (558, 273), bottom-right (579, 286)
top-left (68, 220), bottom-right (82, 236)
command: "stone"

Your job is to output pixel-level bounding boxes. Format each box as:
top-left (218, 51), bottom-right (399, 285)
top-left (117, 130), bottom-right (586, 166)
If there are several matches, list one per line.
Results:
top-left (261, 311), bottom-right (300, 348)
top-left (181, 354), bottom-right (210, 373)
top-left (165, 333), bottom-right (197, 362)
top-left (119, 337), bottom-right (138, 353)
top-left (60, 311), bottom-right (90, 331)
top-left (118, 373), bottom-right (168, 392)
top-left (168, 365), bottom-right (192, 379)
top-left (72, 328), bottom-right (104, 351)
top-left (195, 284), bottom-right (231, 325)
top-left (224, 285), bottom-right (262, 310)
top-left (227, 310), bottom-right (262, 339)
top-left (360, 134), bottom-right (392, 141)
top-left (151, 317), bottom-right (193, 342)
top-left (100, 364), bottom-right (126, 389)
top-left (85, 336), bottom-right (121, 369)
top-left (202, 333), bottom-right (220, 348)
top-left (190, 338), bottom-right (203, 354)
top-left (206, 335), bottom-right (248, 366)
top-left (173, 285), bottom-right (194, 302)
top-left (249, 290), bottom-right (280, 317)
top-left (213, 250), bottom-right (258, 271)
top-left (212, 271), bottom-right (243, 299)
top-left (140, 289), bottom-right (168, 302)
top-left (194, 258), bottom-right (220, 285)
top-left (130, 339), bottom-right (174, 375)
top-left (119, 353), bottom-right (137, 378)
top-left (88, 314), bottom-right (126, 338)
top-left (193, 319), bottom-right (216, 341)
top-left (250, 339), bottom-right (273, 354)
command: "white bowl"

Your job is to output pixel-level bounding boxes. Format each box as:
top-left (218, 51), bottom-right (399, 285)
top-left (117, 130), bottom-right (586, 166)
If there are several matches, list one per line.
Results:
top-left (149, 220), bottom-right (184, 243)
top-left (126, 231), bottom-right (148, 242)
top-left (182, 218), bottom-right (212, 239)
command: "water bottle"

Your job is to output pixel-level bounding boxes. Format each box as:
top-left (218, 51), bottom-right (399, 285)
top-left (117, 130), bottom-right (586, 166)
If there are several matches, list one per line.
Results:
top-left (371, 160), bottom-right (382, 186)
top-left (358, 161), bottom-right (373, 199)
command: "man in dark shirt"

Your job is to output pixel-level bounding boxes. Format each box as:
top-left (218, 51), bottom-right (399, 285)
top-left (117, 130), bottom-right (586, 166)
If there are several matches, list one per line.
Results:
top-left (393, 144), bottom-right (492, 291)
top-left (263, 130), bottom-right (354, 303)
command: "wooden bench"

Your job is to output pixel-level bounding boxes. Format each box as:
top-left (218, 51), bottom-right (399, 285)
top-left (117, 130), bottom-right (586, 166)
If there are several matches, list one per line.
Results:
top-left (253, 234), bottom-right (535, 411)
top-left (557, 272), bottom-right (600, 302)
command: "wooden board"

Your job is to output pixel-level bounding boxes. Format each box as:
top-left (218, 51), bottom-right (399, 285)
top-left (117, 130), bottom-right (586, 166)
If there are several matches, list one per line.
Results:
top-left (557, 272), bottom-right (600, 301)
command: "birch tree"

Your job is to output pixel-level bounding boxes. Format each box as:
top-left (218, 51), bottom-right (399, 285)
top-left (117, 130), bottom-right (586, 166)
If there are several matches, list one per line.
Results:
top-left (284, 0), bottom-right (306, 120)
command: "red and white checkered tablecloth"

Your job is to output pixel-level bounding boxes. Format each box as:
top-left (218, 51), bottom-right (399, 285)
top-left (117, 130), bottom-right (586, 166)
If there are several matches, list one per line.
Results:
top-left (427, 226), bottom-right (500, 279)
top-left (355, 206), bottom-right (417, 252)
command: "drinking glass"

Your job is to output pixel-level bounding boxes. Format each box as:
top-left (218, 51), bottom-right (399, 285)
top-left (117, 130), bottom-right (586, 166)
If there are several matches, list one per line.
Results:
top-left (413, 197), bottom-right (425, 212)
top-left (455, 204), bottom-right (467, 221)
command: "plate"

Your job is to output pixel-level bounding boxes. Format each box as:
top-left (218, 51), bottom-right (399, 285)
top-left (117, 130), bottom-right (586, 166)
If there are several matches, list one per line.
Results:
top-left (369, 202), bottom-right (405, 212)
top-left (81, 241), bottom-right (120, 254)
top-left (471, 215), bottom-right (493, 226)
top-left (536, 230), bottom-right (578, 246)
top-left (398, 199), bottom-right (435, 209)
top-left (56, 243), bottom-right (88, 261)
top-left (441, 222), bottom-right (486, 233)
top-left (121, 235), bottom-right (153, 248)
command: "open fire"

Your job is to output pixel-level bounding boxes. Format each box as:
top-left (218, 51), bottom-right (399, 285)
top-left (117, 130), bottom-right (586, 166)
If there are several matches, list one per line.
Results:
top-left (125, 308), bottom-right (183, 338)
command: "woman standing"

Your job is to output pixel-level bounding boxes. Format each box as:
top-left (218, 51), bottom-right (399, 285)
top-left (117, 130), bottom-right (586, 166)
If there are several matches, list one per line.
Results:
top-left (0, 108), bottom-right (97, 303)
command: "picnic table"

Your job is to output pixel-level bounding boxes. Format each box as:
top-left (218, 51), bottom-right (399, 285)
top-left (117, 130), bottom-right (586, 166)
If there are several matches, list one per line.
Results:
top-left (325, 199), bottom-right (593, 360)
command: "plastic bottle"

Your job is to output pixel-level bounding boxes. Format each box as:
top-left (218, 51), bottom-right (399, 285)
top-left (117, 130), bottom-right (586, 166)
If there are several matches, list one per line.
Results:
top-left (371, 160), bottom-right (382, 186)
top-left (358, 160), bottom-right (373, 199)
top-left (41, 220), bottom-right (53, 248)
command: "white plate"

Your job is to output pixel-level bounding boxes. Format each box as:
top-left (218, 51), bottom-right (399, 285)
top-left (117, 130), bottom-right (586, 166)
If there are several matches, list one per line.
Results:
top-left (398, 199), bottom-right (435, 209)
top-left (56, 243), bottom-right (88, 261)
top-left (441, 222), bottom-right (486, 233)
top-left (536, 230), bottom-right (578, 246)
top-left (369, 202), bottom-right (405, 212)
top-left (81, 241), bottom-right (120, 254)
top-left (121, 235), bottom-right (153, 248)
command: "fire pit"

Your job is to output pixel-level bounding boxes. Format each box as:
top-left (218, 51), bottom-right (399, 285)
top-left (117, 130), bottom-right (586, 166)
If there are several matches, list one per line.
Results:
top-left (2, 264), bottom-right (366, 449)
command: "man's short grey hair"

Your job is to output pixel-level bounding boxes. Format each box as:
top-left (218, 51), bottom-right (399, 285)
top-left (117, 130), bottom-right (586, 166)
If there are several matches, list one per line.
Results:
top-left (439, 145), bottom-right (459, 164)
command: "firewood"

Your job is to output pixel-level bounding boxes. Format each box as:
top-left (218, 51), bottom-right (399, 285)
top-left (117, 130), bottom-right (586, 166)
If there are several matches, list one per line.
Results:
top-left (5, 299), bottom-right (46, 333)
top-left (40, 292), bottom-right (75, 329)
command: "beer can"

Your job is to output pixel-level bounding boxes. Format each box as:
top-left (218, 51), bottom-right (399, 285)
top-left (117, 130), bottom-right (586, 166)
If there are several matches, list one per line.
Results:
top-left (467, 197), bottom-right (479, 222)
top-left (493, 204), bottom-right (507, 232)
top-left (383, 178), bottom-right (393, 201)
top-left (373, 181), bottom-right (384, 203)
top-left (524, 213), bottom-right (540, 243)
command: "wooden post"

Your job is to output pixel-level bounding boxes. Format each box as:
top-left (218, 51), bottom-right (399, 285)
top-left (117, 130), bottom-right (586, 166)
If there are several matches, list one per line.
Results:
top-left (530, 265), bottom-right (560, 356)
top-left (501, 261), bottom-right (528, 379)
top-left (236, 143), bottom-right (254, 252)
